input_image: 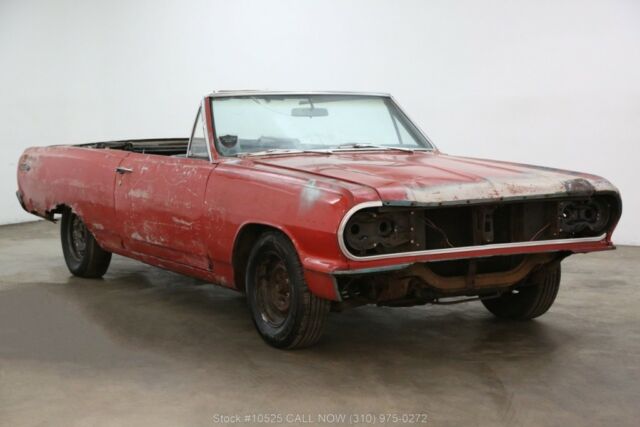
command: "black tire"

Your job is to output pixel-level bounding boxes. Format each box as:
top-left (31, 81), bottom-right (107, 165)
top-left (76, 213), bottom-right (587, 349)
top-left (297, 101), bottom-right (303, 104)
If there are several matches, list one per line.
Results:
top-left (60, 208), bottom-right (112, 278)
top-left (481, 263), bottom-right (561, 320)
top-left (246, 231), bottom-right (330, 349)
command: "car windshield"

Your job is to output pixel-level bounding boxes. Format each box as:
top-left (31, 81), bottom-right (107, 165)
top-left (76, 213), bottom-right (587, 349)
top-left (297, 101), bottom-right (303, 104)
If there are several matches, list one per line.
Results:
top-left (210, 94), bottom-right (433, 156)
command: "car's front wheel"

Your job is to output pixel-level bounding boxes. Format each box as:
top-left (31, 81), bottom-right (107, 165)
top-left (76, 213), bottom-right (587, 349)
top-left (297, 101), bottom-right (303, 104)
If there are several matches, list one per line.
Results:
top-left (246, 231), bottom-right (330, 349)
top-left (481, 263), bottom-right (561, 320)
top-left (60, 208), bottom-right (112, 278)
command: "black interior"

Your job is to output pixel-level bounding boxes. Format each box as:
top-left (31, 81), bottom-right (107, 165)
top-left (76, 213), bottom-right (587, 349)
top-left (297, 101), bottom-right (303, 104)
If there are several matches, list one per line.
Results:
top-left (80, 138), bottom-right (189, 156)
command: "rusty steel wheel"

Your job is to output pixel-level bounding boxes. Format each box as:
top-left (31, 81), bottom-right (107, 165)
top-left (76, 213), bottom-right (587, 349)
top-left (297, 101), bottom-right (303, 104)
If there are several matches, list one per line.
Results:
top-left (69, 214), bottom-right (89, 260)
top-left (60, 208), bottom-right (112, 278)
top-left (246, 231), bottom-right (330, 349)
top-left (255, 251), bottom-right (292, 328)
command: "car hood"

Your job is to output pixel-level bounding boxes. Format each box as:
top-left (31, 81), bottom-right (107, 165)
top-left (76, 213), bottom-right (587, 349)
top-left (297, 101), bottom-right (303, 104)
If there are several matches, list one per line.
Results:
top-left (253, 151), bottom-right (618, 205)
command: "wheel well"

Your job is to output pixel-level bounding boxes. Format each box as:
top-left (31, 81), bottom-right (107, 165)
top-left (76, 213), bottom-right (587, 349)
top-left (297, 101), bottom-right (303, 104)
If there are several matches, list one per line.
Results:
top-left (232, 224), bottom-right (284, 292)
top-left (46, 203), bottom-right (70, 221)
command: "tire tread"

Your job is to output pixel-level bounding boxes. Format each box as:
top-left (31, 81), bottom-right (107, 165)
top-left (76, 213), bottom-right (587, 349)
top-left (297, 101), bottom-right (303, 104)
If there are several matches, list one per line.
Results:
top-left (482, 263), bottom-right (561, 320)
top-left (247, 231), bottom-right (330, 349)
top-left (60, 208), bottom-right (112, 278)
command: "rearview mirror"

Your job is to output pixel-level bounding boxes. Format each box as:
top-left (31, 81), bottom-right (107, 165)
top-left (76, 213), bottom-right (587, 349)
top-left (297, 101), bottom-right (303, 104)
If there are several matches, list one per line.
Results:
top-left (291, 107), bottom-right (328, 118)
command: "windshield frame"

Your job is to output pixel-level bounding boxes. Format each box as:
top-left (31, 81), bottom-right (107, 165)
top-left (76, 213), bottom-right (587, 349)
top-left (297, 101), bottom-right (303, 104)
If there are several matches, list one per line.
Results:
top-left (207, 92), bottom-right (437, 157)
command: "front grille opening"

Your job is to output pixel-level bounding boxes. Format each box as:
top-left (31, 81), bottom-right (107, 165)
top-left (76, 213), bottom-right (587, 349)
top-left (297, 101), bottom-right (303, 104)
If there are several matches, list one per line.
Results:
top-left (343, 195), bottom-right (618, 258)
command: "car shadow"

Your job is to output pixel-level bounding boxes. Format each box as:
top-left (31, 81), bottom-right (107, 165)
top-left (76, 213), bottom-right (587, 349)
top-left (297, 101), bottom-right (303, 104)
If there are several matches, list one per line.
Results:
top-left (53, 262), bottom-right (573, 364)
top-left (1, 262), bottom-right (578, 404)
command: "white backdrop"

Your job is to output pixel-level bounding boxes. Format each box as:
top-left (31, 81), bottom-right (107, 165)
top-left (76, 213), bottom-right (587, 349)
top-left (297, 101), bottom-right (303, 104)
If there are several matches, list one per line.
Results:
top-left (1, 0), bottom-right (638, 244)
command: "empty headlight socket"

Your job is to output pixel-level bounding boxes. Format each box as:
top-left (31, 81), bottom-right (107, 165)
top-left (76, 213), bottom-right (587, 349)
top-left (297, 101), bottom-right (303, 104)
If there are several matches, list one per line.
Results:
top-left (344, 208), bottom-right (426, 256)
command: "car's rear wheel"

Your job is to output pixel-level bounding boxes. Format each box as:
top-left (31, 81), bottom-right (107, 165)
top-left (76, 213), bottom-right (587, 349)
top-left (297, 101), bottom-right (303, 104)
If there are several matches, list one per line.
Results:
top-left (60, 208), bottom-right (112, 278)
top-left (481, 263), bottom-right (561, 320)
top-left (246, 231), bottom-right (330, 349)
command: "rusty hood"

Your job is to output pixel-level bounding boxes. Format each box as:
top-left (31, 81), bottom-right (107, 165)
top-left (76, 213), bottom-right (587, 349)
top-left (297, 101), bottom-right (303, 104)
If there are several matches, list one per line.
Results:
top-left (253, 152), bottom-right (618, 205)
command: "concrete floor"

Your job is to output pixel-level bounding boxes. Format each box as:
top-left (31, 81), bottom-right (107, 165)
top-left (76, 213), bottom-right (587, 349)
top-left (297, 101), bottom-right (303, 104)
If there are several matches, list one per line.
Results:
top-left (1, 221), bottom-right (639, 427)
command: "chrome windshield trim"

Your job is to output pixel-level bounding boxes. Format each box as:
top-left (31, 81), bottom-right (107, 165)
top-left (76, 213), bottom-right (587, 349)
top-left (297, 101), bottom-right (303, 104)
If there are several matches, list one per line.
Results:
top-left (209, 90), bottom-right (392, 98)
top-left (389, 94), bottom-right (438, 151)
top-left (186, 100), bottom-right (213, 162)
top-left (337, 201), bottom-right (608, 262)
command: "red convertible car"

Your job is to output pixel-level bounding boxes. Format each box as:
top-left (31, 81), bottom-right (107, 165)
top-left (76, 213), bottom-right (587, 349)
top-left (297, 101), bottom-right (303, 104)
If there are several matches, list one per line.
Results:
top-left (16, 91), bottom-right (621, 348)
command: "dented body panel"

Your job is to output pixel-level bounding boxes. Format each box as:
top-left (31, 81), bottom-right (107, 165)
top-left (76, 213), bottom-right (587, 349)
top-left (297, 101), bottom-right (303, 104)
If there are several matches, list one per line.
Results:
top-left (16, 93), bottom-right (622, 305)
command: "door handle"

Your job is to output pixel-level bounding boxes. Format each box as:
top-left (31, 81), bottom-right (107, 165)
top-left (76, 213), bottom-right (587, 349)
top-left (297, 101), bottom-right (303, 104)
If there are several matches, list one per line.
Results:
top-left (116, 166), bottom-right (133, 174)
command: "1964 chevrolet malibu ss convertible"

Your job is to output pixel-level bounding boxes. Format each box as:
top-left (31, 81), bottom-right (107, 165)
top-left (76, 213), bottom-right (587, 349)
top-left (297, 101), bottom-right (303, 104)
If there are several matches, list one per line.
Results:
top-left (16, 91), bottom-right (622, 348)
